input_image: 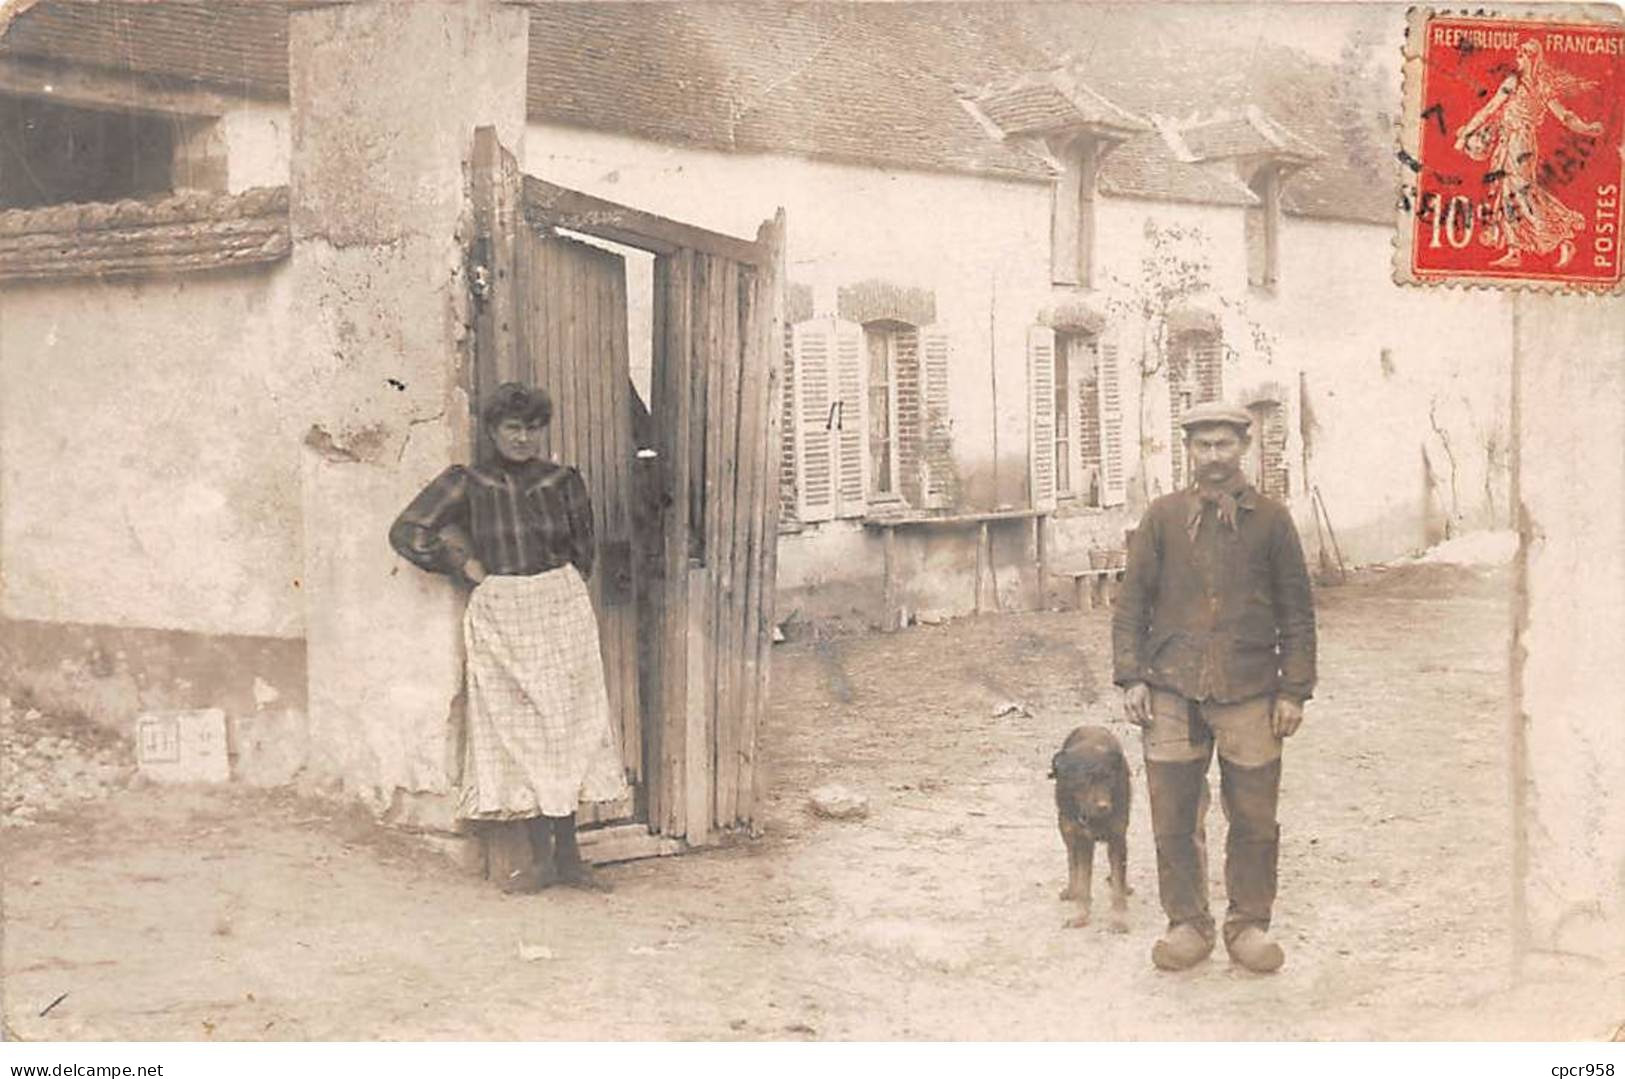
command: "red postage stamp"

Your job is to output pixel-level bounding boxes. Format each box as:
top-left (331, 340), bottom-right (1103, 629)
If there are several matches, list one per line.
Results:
top-left (1397, 8), bottom-right (1625, 291)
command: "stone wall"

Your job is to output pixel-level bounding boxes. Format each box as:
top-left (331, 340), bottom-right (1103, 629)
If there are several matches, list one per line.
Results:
top-left (1513, 291), bottom-right (1625, 962)
top-left (287, 0), bottom-right (528, 821)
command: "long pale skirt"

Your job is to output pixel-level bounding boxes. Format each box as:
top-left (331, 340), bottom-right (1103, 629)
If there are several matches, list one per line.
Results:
top-left (459, 568), bottom-right (628, 820)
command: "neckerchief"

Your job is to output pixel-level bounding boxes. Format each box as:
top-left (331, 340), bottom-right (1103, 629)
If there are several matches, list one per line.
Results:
top-left (1185, 476), bottom-right (1251, 544)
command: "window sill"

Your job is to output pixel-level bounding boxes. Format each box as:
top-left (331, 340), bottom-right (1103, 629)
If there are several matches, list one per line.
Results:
top-left (1054, 499), bottom-right (1112, 520)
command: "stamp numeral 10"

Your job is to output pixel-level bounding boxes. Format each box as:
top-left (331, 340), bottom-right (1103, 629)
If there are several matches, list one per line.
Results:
top-left (1425, 192), bottom-right (1478, 250)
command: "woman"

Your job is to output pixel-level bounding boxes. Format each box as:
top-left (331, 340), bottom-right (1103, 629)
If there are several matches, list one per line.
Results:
top-left (389, 382), bottom-right (627, 893)
top-left (1453, 38), bottom-right (1604, 269)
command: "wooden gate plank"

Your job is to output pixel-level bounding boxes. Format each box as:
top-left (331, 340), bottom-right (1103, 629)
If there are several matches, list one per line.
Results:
top-left (739, 211), bottom-right (787, 824)
top-left (731, 264), bottom-right (767, 829)
top-left (535, 237), bottom-right (557, 460)
top-left (712, 257), bottom-right (744, 828)
top-left (697, 254), bottom-right (724, 830)
top-left (606, 262), bottom-right (642, 784)
top-left (683, 567), bottom-right (712, 846)
top-left (523, 175), bottom-right (769, 266)
top-left (654, 250), bottom-right (695, 838)
top-left (690, 255), bottom-right (711, 566)
top-left (579, 243), bottom-right (615, 827)
top-left (642, 260), bottom-right (670, 824)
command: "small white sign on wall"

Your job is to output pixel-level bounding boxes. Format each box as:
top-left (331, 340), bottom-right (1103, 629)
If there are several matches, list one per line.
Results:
top-left (135, 709), bottom-right (230, 783)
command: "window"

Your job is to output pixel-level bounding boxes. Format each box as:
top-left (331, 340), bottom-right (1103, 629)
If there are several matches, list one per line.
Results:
top-left (1245, 165), bottom-right (1282, 290)
top-left (1243, 400), bottom-right (1291, 498)
top-left (1029, 325), bottom-right (1125, 511)
top-left (864, 321), bottom-right (911, 500)
top-left (1049, 137), bottom-right (1101, 288)
top-left (1056, 332), bottom-right (1105, 506)
top-left (1168, 330), bottom-right (1224, 489)
top-left (789, 317), bottom-right (952, 522)
top-left (0, 94), bottom-right (185, 210)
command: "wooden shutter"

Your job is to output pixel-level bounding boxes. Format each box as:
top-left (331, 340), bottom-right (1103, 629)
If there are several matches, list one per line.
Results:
top-left (792, 319), bottom-right (836, 523)
top-left (832, 318), bottom-right (868, 518)
top-left (1075, 335), bottom-right (1103, 506)
top-left (1027, 324), bottom-right (1058, 512)
top-left (779, 321), bottom-right (798, 525)
top-left (920, 325), bottom-right (953, 508)
top-left (1099, 337), bottom-right (1126, 507)
top-left (893, 326), bottom-right (922, 506)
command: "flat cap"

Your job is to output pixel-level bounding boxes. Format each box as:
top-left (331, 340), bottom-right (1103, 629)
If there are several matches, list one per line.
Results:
top-left (1179, 400), bottom-right (1252, 432)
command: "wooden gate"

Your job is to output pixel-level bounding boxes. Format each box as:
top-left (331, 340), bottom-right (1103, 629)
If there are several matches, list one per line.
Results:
top-left (468, 128), bottom-right (785, 857)
top-left (518, 231), bottom-right (640, 824)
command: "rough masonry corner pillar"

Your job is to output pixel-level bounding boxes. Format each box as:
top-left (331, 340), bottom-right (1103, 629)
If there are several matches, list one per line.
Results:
top-left (1512, 292), bottom-right (1625, 965)
top-left (287, 0), bottom-right (528, 826)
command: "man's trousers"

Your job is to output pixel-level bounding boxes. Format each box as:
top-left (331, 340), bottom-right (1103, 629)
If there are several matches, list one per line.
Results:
top-left (1141, 688), bottom-right (1283, 945)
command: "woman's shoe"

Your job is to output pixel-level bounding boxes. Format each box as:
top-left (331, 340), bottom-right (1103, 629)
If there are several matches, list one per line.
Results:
top-left (499, 863), bottom-right (558, 894)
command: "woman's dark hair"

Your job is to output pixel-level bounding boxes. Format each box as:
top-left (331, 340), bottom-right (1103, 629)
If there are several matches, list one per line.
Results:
top-left (482, 382), bottom-right (552, 428)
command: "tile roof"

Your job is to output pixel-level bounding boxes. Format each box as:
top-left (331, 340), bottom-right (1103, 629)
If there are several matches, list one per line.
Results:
top-left (0, 1), bottom-right (288, 98)
top-left (523, 3), bottom-right (1054, 181)
top-left (1180, 108), bottom-right (1322, 163)
top-left (0, 1), bottom-right (1397, 224)
top-left (971, 81), bottom-right (1083, 137)
top-left (1100, 132), bottom-right (1258, 209)
top-left (1181, 118), bottom-right (1280, 161)
top-left (965, 70), bottom-right (1148, 139)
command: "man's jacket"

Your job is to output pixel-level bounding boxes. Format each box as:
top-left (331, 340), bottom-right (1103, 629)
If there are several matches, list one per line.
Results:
top-left (1111, 483), bottom-right (1317, 703)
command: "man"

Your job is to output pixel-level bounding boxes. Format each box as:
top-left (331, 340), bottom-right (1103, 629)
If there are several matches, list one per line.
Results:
top-left (1112, 400), bottom-right (1317, 973)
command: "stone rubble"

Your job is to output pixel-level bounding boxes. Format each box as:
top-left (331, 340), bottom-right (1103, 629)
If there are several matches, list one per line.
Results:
top-left (1, 696), bottom-right (136, 828)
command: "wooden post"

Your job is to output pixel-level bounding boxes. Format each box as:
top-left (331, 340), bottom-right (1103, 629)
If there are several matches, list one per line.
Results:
top-left (975, 522), bottom-right (988, 614)
top-left (1035, 514), bottom-right (1048, 611)
top-left (883, 525), bottom-right (898, 631)
top-left (469, 127), bottom-right (521, 457)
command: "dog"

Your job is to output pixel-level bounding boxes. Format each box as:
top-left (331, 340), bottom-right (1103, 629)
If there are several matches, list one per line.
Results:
top-left (1049, 725), bottom-right (1131, 931)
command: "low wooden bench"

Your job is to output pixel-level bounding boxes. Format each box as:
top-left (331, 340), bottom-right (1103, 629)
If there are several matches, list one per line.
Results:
top-left (1052, 565), bottom-right (1125, 610)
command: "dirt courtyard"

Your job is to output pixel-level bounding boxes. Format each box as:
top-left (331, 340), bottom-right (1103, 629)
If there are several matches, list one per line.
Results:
top-left (4, 563), bottom-right (1622, 1041)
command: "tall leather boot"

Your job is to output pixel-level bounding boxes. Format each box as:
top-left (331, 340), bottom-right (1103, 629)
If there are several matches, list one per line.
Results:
top-left (1219, 756), bottom-right (1284, 972)
top-left (1145, 758), bottom-right (1215, 969)
top-left (553, 813), bottom-right (613, 893)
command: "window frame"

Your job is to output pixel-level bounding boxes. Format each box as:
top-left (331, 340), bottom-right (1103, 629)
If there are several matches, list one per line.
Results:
top-left (862, 320), bottom-right (909, 501)
top-left (1053, 330), bottom-right (1106, 508)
